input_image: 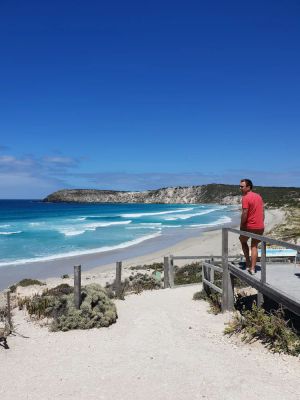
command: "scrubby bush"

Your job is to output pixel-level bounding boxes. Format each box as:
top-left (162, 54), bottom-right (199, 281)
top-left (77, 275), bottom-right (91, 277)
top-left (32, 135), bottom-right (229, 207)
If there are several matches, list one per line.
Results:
top-left (224, 304), bottom-right (300, 356)
top-left (10, 278), bottom-right (45, 293)
top-left (0, 306), bottom-right (7, 323)
top-left (45, 283), bottom-right (73, 296)
top-left (19, 283), bottom-right (117, 332)
top-left (127, 273), bottom-right (162, 293)
top-left (174, 262), bottom-right (202, 285)
top-left (106, 272), bottom-right (162, 299)
top-left (130, 262), bottom-right (163, 272)
top-left (193, 289), bottom-right (222, 314)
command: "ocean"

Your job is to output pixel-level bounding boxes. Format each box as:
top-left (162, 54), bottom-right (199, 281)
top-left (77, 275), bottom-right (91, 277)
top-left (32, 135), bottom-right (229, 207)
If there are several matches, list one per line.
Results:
top-left (0, 200), bottom-right (237, 268)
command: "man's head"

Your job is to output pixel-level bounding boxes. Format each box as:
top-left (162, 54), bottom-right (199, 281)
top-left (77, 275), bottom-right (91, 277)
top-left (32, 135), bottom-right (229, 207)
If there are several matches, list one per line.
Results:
top-left (240, 179), bottom-right (253, 195)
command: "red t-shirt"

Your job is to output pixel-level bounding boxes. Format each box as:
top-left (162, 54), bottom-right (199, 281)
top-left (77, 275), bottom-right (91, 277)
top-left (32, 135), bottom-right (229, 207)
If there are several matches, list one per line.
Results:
top-left (242, 191), bottom-right (264, 229)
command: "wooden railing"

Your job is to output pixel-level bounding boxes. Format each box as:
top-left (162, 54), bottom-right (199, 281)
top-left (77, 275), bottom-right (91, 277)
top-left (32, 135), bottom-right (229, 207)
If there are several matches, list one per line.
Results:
top-left (222, 228), bottom-right (300, 315)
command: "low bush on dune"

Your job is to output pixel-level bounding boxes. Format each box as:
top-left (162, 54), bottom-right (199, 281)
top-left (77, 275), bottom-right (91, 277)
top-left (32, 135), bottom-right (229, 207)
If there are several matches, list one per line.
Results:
top-left (106, 272), bottom-right (162, 299)
top-left (193, 289), bottom-right (222, 314)
top-left (10, 278), bottom-right (45, 293)
top-left (224, 304), bottom-right (300, 356)
top-left (0, 305), bottom-right (8, 323)
top-left (18, 283), bottom-right (117, 331)
top-left (130, 262), bottom-right (163, 272)
top-left (174, 262), bottom-right (202, 285)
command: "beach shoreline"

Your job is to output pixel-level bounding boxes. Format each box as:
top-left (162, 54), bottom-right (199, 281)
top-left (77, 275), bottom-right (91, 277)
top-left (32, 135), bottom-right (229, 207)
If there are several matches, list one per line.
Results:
top-left (0, 208), bottom-right (286, 292)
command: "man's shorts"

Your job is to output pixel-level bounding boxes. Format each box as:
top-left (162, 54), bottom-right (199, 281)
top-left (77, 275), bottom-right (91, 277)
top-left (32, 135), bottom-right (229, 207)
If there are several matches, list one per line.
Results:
top-left (239, 228), bottom-right (264, 244)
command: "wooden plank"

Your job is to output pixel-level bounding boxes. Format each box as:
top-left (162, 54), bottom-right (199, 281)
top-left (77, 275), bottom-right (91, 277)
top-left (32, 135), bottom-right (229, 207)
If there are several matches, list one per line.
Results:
top-left (163, 256), bottom-right (170, 288)
top-left (115, 261), bottom-right (122, 299)
top-left (202, 262), bottom-right (223, 273)
top-left (228, 263), bottom-right (300, 316)
top-left (74, 265), bottom-right (81, 309)
top-left (257, 241), bottom-right (266, 307)
top-left (228, 228), bottom-right (300, 252)
top-left (202, 261), bottom-right (210, 295)
top-left (203, 279), bottom-right (222, 294)
top-left (172, 255), bottom-right (222, 260)
top-left (4, 289), bottom-right (12, 332)
top-left (169, 255), bottom-right (174, 288)
top-left (222, 229), bottom-right (234, 312)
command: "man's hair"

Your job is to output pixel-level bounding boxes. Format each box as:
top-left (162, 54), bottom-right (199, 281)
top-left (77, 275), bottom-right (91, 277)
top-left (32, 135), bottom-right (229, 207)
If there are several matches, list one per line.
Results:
top-left (241, 179), bottom-right (253, 189)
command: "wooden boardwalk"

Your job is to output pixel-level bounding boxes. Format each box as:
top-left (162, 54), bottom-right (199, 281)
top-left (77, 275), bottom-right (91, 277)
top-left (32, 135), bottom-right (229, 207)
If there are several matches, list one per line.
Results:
top-left (223, 228), bottom-right (300, 316)
top-left (229, 261), bottom-right (300, 315)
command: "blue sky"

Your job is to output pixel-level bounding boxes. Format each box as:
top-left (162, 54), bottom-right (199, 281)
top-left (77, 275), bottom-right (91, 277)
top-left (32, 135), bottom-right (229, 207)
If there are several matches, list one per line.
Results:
top-left (0, 0), bottom-right (300, 198)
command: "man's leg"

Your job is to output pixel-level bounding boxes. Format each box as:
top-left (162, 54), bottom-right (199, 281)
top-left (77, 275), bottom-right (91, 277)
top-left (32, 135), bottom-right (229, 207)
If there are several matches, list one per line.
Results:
top-left (239, 235), bottom-right (250, 268)
top-left (250, 230), bottom-right (264, 273)
top-left (250, 239), bottom-right (260, 272)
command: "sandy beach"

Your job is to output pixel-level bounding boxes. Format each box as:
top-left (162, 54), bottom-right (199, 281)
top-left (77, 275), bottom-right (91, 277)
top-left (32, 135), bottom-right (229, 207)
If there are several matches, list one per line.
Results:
top-left (2, 207), bottom-right (300, 400)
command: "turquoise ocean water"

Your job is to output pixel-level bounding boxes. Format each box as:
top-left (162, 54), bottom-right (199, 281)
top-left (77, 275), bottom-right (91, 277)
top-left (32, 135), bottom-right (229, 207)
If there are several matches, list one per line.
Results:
top-left (0, 200), bottom-right (237, 267)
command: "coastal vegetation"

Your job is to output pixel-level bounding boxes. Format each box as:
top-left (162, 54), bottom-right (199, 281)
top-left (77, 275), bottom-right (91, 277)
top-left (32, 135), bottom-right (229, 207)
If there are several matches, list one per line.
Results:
top-left (9, 278), bottom-right (45, 293)
top-left (269, 207), bottom-right (300, 242)
top-left (193, 289), bottom-right (222, 314)
top-left (18, 283), bottom-right (117, 331)
top-left (174, 262), bottom-right (202, 285)
top-left (106, 272), bottom-right (162, 299)
top-left (225, 304), bottom-right (300, 356)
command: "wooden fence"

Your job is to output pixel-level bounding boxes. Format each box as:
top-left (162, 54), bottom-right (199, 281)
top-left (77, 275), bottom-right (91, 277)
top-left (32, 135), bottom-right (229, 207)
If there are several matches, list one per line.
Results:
top-left (222, 228), bottom-right (300, 315)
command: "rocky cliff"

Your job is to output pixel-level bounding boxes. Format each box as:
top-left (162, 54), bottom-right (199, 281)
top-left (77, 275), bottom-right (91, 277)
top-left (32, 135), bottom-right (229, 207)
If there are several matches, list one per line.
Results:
top-left (43, 184), bottom-right (300, 207)
top-left (43, 184), bottom-right (241, 205)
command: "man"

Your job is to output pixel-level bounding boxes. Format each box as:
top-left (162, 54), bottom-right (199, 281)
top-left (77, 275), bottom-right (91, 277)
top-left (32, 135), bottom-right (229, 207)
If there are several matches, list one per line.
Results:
top-left (239, 179), bottom-right (264, 274)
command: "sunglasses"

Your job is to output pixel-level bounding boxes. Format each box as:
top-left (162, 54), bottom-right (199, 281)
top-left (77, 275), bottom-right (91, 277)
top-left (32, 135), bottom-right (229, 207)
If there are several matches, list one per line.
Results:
top-left (239, 186), bottom-right (246, 189)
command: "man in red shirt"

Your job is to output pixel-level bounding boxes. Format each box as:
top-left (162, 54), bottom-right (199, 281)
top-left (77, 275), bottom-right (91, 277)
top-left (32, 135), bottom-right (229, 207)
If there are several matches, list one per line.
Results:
top-left (239, 179), bottom-right (265, 274)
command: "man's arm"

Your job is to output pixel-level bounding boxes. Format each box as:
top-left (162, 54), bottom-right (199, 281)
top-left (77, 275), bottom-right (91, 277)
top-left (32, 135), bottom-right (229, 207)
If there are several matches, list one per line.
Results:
top-left (240, 208), bottom-right (248, 230)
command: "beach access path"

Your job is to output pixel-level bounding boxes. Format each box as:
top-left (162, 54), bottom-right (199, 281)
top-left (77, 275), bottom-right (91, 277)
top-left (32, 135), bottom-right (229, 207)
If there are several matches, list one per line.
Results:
top-left (1, 284), bottom-right (300, 400)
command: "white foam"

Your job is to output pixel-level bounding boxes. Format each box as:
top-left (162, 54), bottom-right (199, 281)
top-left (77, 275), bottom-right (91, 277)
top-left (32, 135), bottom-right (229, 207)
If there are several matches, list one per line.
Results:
top-left (57, 220), bottom-right (132, 236)
top-left (190, 216), bottom-right (232, 228)
top-left (0, 231), bottom-right (22, 235)
top-left (164, 208), bottom-right (219, 221)
top-left (121, 208), bottom-right (194, 218)
top-left (29, 222), bottom-right (43, 226)
top-left (61, 229), bottom-right (87, 236)
top-left (162, 225), bottom-right (182, 228)
top-left (0, 231), bottom-right (162, 267)
top-left (0, 224), bottom-right (11, 228)
top-left (84, 220), bottom-right (132, 229)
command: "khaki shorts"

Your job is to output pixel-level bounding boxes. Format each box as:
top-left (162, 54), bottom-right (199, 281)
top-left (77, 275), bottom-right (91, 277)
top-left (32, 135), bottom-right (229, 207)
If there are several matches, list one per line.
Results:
top-left (239, 228), bottom-right (264, 245)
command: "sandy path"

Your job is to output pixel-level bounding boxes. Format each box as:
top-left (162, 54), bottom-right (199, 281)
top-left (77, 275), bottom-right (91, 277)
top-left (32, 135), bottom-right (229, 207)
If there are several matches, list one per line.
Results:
top-left (1, 284), bottom-right (299, 400)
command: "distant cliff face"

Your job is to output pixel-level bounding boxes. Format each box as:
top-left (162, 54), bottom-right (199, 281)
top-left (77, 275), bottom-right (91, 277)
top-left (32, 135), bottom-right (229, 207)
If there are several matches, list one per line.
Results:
top-left (43, 184), bottom-right (241, 205)
top-left (43, 184), bottom-right (300, 207)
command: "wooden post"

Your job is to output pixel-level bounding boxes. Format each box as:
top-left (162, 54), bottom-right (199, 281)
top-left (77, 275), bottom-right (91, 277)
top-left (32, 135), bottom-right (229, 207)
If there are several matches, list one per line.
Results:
top-left (115, 261), bottom-right (122, 298)
top-left (4, 289), bottom-right (12, 332)
top-left (169, 255), bottom-right (174, 288)
top-left (203, 260), bottom-right (210, 295)
top-left (210, 258), bottom-right (215, 284)
top-left (222, 228), bottom-right (234, 312)
top-left (257, 241), bottom-right (266, 307)
top-left (163, 256), bottom-right (170, 288)
top-left (74, 265), bottom-right (81, 309)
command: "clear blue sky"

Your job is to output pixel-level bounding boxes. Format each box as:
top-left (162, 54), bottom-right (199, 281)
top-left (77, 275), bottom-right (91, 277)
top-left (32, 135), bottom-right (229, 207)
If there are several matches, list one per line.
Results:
top-left (1, 0), bottom-right (300, 198)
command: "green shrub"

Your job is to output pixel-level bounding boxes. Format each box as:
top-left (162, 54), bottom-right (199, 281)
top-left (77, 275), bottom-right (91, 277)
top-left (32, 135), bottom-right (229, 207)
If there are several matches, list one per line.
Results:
top-left (10, 278), bottom-right (45, 292)
top-left (106, 272), bottom-right (162, 299)
top-left (130, 262), bottom-right (163, 272)
top-left (45, 284), bottom-right (73, 296)
top-left (224, 304), bottom-right (300, 356)
top-left (193, 289), bottom-right (222, 314)
top-left (174, 262), bottom-right (202, 285)
top-left (61, 274), bottom-right (69, 279)
top-left (19, 283), bottom-right (117, 332)
top-left (0, 306), bottom-right (7, 323)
